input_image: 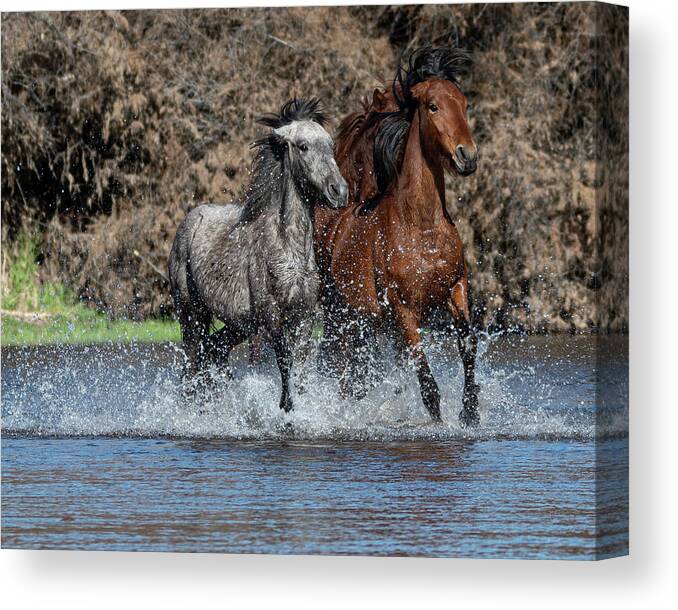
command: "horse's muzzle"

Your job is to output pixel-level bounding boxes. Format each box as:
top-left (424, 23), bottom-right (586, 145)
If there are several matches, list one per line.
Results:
top-left (456, 160), bottom-right (477, 176)
top-left (324, 179), bottom-right (349, 209)
top-left (453, 144), bottom-right (478, 176)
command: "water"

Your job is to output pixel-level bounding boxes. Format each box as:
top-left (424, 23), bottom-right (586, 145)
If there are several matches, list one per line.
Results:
top-left (1, 334), bottom-right (628, 558)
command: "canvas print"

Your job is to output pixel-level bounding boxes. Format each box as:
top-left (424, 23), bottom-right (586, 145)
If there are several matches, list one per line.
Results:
top-left (1, 2), bottom-right (628, 559)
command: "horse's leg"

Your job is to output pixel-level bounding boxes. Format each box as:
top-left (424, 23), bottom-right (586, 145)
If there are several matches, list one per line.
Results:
top-left (248, 331), bottom-right (267, 367)
top-left (291, 317), bottom-right (314, 395)
top-left (338, 318), bottom-right (374, 400)
top-left (204, 326), bottom-right (236, 379)
top-left (175, 308), bottom-right (213, 405)
top-left (173, 261), bottom-right (213, 387)
top-left (178, 308), bottom-right (210, 382)
top-left (336, 320), bottom-right (355, 398)
top-left (317, 286), bottom-right (346, 379)
top-left (390, 335), bottom-right (409, 396)
top-left (448, 274), bottom-right (480, 428)
top-left (272, 329), bottom-right (294, 413)
top-left (392, 302), bottom-right (441, 421)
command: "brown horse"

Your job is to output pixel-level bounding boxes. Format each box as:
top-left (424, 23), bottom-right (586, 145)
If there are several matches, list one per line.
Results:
top-left (314, 46), bottom-right (480, 426)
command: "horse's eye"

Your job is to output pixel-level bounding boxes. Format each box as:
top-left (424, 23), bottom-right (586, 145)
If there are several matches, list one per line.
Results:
top-left (428, 103), bottom-right (438, 114)
top-left (298, 142), bottom-right (308, 152)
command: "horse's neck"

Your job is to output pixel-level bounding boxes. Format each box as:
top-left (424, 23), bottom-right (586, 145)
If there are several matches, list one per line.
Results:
top-left (278, 175), bottom-right (314, 256)
top-left (393, 111), bottom-right (447, 230)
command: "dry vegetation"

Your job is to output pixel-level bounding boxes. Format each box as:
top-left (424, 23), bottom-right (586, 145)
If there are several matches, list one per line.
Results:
top-left (1, 3), bottom-right (628, 332)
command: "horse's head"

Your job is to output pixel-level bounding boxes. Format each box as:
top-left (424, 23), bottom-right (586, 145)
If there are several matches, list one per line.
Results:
top-left (384, 45), bottom-right (477, 177)
top-left (411, 78), bottom-right (477, 176)
top-left (258, 98), bottom-right (348, 210)
top-left (277, 120), bottom-right (349, 209)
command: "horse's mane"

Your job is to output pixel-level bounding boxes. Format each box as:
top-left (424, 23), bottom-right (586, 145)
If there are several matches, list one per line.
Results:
top-left (338, 46), bottom-right (471, 213)
top-left (335, 99), bottom-right (384, 205)
top-left (239, 136), bottom-right (286, 224)
top-left (257, 97), bottom-right (327, 129)
top-left (240, 98), bottom-right (327, 223)
top-left (393, 45), bottom-right (471, 108)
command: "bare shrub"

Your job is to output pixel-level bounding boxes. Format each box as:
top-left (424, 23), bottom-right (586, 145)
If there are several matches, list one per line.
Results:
top-left (1, 5), bottom-right (627, 331)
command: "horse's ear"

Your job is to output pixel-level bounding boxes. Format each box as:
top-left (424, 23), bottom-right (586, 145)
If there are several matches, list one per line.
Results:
top-left (409, 81), bottom-right (429, 102)
top-left (372, 88), bottom-right (388, 111)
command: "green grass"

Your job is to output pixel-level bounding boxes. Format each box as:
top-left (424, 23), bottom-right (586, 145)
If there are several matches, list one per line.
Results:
top-left (2, 233), bottom-right (40, 313)
top-left (1, 314), bottom-right (180, 346)
top-left (1, 234), bottom-right (180, 346)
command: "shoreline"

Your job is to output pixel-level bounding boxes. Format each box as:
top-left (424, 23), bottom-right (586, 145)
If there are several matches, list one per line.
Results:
top-left (1, 312), bottom-right (180, 347)
top-left (1, 312), bottom-right (627, 348)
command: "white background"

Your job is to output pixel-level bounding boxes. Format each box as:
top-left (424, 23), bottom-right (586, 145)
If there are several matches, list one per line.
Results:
top-left (1, 0), bottom-right (676, 608)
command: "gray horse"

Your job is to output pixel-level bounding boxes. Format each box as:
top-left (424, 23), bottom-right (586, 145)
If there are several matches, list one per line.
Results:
top-left (169, 98), bottom-right (348, 413)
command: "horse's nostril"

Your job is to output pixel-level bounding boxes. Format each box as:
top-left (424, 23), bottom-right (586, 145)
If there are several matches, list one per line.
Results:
top-left (329, 183), bottom-right (339, 197)
top-left (456, 145), bottom-right (469, 161)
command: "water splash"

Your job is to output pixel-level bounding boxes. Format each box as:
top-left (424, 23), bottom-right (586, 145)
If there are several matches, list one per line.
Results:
top-left (1, 334), bottom-right (628, 441)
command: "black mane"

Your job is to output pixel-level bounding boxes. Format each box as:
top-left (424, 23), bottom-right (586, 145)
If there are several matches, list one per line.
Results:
top-left (257, 97), bottom-right (327, 129)
top-left (371, 46), bottom-right (471, 199)
top-left (372, 113), bottom-right (410, 195)
top-left (240, 98), bottom-right (328, 223)
top-left (239, 136), bottom-right (286, 224)
top-left (393, 45), bottom-right (471, 108)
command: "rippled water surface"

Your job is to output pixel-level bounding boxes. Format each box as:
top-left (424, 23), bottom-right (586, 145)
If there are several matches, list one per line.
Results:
top-left (1, 335), bottom-right (628, 558)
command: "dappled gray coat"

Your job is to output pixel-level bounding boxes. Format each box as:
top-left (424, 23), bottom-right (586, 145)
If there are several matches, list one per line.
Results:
top-left (168, 98), bottom-right (348, 413)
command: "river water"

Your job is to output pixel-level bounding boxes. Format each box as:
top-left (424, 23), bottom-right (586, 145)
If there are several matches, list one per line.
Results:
top-left (1, 334), bottom-right (628, 559)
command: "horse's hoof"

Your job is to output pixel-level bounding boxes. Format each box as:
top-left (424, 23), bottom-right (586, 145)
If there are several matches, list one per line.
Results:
top-left (459, 407), bottom-right (480, 428)
top-left (276, 420), bottom-right (295, 438)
